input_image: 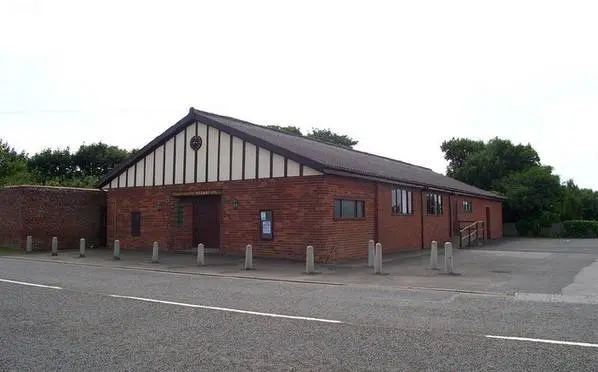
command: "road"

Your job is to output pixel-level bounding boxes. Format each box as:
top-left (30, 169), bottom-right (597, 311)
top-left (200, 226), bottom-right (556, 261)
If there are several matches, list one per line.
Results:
top-left (0, 258), bottom-right (597, 371)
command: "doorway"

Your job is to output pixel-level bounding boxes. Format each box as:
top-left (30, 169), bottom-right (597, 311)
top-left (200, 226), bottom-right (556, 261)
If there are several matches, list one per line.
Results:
top-left (193, 196), bottom-right (221, 249)
top-left (485, 206), bottom-right (491, 239)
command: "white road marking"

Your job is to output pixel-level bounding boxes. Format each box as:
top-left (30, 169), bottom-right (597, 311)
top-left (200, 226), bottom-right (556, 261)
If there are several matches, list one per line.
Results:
top-left (110, 294), bottom-right (343, 324)
top-left (485, 335), bottom-right (598, 348)
top-left (0, 278), bottom-right (62, 290)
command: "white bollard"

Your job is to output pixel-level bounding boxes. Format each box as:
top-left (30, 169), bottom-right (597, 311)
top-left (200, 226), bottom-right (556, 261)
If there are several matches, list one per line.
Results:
top-left (305, 245), bottom-right (315, 274)
top-left (51, 237), bottom-right (58, 256)
top-left (367, 240), bottom-right (375, 268)
top-left (374, 242), bottom-right (383, 274)
top-left (444, 242), bottom-right (454, 274)
top-left (244, 244), bottom-right (253, 270)
top-left (26, 235), bottom-right (32, 253)
top-left (152, 241), bottom-right (159, 263)
top-left (79, 238), bottom-right (86, 258)
top-left (430, 240), bottom-right (438, 270)
top-left (197, 243), bottom-right (205, 266)
top-left (113, 240), bottom-right (121, 260)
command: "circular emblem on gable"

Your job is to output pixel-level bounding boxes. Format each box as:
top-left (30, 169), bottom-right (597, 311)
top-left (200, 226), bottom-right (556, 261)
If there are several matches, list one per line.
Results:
top-left (189, 135), bottom-right (203, 151)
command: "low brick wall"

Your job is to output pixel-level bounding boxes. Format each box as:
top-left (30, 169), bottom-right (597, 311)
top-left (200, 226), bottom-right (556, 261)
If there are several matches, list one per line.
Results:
top-left (0, 185), bottom-right (107, 251)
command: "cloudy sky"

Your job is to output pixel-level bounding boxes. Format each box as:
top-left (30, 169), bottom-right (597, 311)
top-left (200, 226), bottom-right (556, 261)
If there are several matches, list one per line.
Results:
top-left (1, 0), bottom-right (597, 189)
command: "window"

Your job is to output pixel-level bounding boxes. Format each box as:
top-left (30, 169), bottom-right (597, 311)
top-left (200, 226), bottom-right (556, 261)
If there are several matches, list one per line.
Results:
top-left (260, 210), bottom-right (273, 240)
top-left (426, 193), bottom-right (443, 215)
top-left (131, 212), bottom-right (141, 236)
top-left (334, 199), bottom-right (365, 219)
top-left (463, 200), bottom-right (473, 213)
top-left (391, 188), bottom-right (413, 215)
top-left (175, 200), bottom-right (184, 227)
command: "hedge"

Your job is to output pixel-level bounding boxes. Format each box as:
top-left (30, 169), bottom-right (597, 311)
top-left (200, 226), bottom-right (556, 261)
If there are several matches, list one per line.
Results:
top-left (562, 220), bottom-right (598, 238)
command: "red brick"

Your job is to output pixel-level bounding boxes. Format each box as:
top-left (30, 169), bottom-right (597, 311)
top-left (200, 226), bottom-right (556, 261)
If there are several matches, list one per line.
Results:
top-left (0, 186), bottom-right (106, 251)
top-left (106, 175), bottom-right (503, 262)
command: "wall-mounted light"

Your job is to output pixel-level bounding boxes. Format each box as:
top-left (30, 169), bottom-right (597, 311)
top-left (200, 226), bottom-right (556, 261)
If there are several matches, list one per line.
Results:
top-left (232, 199), bottom-right (240, 209)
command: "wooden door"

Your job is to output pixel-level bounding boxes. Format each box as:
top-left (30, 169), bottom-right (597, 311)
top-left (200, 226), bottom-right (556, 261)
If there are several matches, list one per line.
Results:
top-left (193, 196), bottom-right (221, 249)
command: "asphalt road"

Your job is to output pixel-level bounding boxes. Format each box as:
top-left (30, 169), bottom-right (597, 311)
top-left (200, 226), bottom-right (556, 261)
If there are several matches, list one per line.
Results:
top-left (0, 259), bottom-right (597, 371)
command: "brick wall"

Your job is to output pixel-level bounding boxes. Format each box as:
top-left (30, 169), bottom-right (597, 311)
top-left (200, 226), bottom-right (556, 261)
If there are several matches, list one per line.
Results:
top-left (105, 174), bottom-right (503, 262)
top-left (319, 176), bottom-right (376, 261)
top-left (422, 193), bottom-right (452, 249)
top-left (375, 187), bottom-right (503, 252)
top-left (0, 187), bottom-right (25, 249)
top-left (0, 186), bottom-right (106, 251)
top-left (106, 176), bottom-right (328, 261)
top-left (376, 184), bottom-right (423, 253)
top-left (453, 195), bottom-right (503, 240)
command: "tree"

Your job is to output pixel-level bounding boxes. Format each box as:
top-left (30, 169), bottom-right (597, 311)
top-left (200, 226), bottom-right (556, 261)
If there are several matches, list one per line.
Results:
top-left (73, 142), bottom-right (130, 179)
top-left (307, 128), bottom-right (358, 148)
top-left (265, 125), bottom-right (359, 148)
top-left (441, 138), bottom-right (485, 177)
top-left (266, 125), bottom-right (303, 136)
top-left (440, 137), bottom-right (570, 235)
top-left (0, 139), bottom-right (33, 186)
top-left (498, 166), bottom-right (562, 235)
top-left (442, 137), bottom-right (540, 191)
top-left (28, 148), bottom-right (76, 184)
top-left (559, 180), bottom-right (598, 221)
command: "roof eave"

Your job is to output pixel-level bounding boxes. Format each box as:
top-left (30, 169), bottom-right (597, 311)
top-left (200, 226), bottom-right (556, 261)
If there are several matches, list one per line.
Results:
top-left (322, 168), bottom-right (505, 201)
top-left (191, 109), bottom-right (327, 174)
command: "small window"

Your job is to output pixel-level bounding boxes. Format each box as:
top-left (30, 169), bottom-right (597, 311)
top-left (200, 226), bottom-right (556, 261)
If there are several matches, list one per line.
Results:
top-left (463, 200), bottom-right (473, 213)
top-left (426, 193), bottom-right (443, 215)
top-left (391, 188), bottom-right (413, 215)
top-left (131, 212), bottom-right (141, 236)
top-left (175, 201), bottom-right (184, 227)
top-left (334, 199), bottom-right (365, 219)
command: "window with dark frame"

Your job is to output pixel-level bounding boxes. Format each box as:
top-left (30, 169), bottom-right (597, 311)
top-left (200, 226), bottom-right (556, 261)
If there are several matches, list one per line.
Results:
top-left (175, 200), bottom-right (184, 227)
top-left (391, 188), bottom-right (413, 215)
top-left (463, 200), bottom-right (473, 213)
top-left (131, 211), bottom-right (141, 236)
top-left (426, 193), bottom-right (443, 215)
top-left (334, 199), bottom-right (365, 219)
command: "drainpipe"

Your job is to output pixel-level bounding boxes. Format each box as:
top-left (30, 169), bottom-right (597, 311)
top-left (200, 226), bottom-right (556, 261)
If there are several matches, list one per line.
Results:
top-left (374, 183), bottom-right (379, 243)
top-left (420, 189), bottom-right (425, 249)
top-left (448, 194), bottom-right (452, 238)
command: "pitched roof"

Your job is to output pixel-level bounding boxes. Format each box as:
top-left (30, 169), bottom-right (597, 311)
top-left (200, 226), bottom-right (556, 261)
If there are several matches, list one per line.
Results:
top-left (99, 107), bottom-right (502, 200)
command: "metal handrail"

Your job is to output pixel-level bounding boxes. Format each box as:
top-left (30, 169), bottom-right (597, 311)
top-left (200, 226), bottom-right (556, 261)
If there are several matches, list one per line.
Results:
top-left (458, 220), bottom-right (485, 247)
top-left (459, 220), bottom-right (483, 235)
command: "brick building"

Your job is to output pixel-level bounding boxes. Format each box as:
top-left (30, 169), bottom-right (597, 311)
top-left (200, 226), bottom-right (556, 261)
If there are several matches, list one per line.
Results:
top-left (0, 185), bottom-right (106, 251)
top-left (98, 108), bottom-right (503, 261)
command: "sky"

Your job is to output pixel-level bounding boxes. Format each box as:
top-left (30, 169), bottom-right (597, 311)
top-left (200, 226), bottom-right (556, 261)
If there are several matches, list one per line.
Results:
top-left (1, 0), bottom-right (597, 189)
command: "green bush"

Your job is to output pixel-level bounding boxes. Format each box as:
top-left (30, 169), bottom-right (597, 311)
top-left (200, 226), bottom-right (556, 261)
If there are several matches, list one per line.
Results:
top-left (562, 220), bottom-right (598, 238)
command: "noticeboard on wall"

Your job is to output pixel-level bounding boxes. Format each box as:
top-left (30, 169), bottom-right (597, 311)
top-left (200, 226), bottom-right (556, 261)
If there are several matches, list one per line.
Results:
top-left (260, 210), bottom-right (273, 240)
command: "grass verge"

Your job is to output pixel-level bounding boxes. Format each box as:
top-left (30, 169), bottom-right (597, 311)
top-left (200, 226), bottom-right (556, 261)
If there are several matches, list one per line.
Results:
top-left (0, 247), bottom-right (21, 255)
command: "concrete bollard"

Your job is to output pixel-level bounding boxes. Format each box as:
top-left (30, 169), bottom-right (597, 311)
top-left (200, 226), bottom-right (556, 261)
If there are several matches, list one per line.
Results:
top-left (367, 240), bottom-right (375, 268)
top-left (444, 242), bottom-right (454, 274)
top-left (244, 244), bottom-right (253, 270)
top-left (305, 245), bottom-right (315, 274)
top-left (113, 240), bottom-right (121, 260)
top-left (51, 237), bottom-right (58, 256)
top-left (374, 242), bottom-right (383, 274)
top-left (152, 241), bottom-right (159, 263)
top-left (197, 243), bottom-right (205, 266)
top-left (430, 240), bottom-right (438, 270)
top-left (26, 235), bottom-right (32, 253)
top-left (79, 238), bottom-right (86, 258)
